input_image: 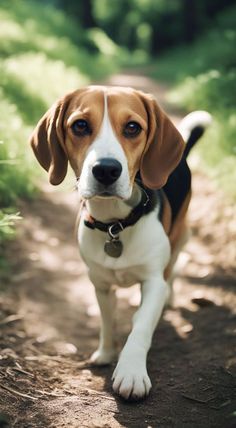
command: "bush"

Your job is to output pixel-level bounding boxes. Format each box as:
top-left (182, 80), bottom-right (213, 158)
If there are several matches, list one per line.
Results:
top-left (0, 0), bottom-right (120, 242)
top-left (151, 5), bottom-right (236, 199)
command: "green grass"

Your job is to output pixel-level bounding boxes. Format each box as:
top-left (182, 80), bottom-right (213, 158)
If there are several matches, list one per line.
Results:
top-left (150, 5), bottom-right (236, 199)
top-left (1, 0), bottom-right (235, 250)
top-left (0, 0), bottom-right (121, 243)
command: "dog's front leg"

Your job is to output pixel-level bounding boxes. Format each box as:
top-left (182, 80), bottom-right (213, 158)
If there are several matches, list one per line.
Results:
top-left (90, 286), bottom-right (117, 365)
top-left (112, 276), bottom-right (170, 400)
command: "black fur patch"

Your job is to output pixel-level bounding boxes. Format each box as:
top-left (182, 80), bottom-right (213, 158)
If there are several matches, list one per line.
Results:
top-left (163, 157), bottom-right (191, 223)
top-left (184, 125), bottom-right (204, 157)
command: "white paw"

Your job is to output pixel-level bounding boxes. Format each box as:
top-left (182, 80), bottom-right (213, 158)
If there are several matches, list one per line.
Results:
top-left (90, 348), bottom-right (117, 366)
top-left (112, 360), bottom-right (152, 400)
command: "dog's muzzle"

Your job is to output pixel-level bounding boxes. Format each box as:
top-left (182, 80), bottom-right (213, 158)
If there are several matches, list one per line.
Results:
top-left (92, 158), bottom-right (122, 186)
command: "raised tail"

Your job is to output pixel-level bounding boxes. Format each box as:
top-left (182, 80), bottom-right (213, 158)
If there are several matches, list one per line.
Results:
top-left (178, 111), bottom-right (212, 158)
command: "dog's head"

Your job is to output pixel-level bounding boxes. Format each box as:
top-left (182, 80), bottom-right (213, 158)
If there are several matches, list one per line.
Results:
top-left (30, 86), bottom-right (185, 199)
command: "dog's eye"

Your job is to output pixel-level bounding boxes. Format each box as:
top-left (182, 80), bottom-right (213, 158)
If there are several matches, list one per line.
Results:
top-left (71, 119), bottom-right (91, 136)
top-left (123, 121), bottom-right (142, 138)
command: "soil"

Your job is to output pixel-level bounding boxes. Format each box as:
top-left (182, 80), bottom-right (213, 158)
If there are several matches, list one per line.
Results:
top-left (0, 72), bottom-right (236, 428)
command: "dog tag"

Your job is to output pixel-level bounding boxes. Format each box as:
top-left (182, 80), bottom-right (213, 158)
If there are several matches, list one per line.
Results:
top-left (104, 238), bottom-right (123, 258)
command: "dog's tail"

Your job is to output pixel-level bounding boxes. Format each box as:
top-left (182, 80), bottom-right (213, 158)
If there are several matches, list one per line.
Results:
top-left (178, 111), bottom-right (212, 158)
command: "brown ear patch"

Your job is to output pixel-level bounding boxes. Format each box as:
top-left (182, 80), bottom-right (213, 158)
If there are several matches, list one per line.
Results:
top-left (139, 93), bottom-right (185, 189)
top-left (30, 93), bottom-right (74, 185)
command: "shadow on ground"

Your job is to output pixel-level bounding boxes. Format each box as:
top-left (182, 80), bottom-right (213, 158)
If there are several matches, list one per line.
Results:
top-left (0, 73), bottom-right (235, 428)
top-left (0, 181), bottom-right (235, 428)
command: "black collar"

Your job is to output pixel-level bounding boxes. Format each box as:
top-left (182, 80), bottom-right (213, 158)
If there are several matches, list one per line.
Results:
top-left (83, 182), bottom-right (162, 237)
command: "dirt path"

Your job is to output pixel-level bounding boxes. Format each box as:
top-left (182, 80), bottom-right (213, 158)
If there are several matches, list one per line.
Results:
top-left (0, 73), bottom-right (236, 428)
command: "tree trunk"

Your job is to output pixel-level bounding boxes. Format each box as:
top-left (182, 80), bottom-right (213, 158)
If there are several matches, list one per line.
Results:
top-left (182, 0), bottom-right (198, 43)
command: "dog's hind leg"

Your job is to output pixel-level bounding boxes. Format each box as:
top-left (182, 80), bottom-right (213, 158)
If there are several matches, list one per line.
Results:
top-left (165, 226), bottom-right (190, 307)
top-left (90, 286), bottom-right (117, 365)
top-left (165, 191), bottom-right (191, 307)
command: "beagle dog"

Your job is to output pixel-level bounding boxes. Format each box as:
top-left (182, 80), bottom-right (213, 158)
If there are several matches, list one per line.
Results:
top-left (30, 86), bottom-right (211, 400)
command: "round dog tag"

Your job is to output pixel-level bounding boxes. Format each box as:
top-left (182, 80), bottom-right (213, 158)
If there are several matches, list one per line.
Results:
top-left (104, 238), bottom-right (123, 258)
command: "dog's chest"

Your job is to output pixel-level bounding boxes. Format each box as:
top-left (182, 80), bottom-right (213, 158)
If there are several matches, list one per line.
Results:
top-left (78, 211), bottom-right (170, 286)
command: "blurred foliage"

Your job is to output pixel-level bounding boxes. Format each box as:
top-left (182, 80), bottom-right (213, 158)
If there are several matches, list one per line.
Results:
top-left (57, 0), bottom-right (236, 55)
top-left (0, 0), bottom-right (236, 249)
top-left (150, 5), bottom-right (236, 198)
top-left (0, 0), bottom-right (121, 243)
top-left (0, 211), bottom-right (21, 241)
top-left (53, 0), bottom-right (236, 198)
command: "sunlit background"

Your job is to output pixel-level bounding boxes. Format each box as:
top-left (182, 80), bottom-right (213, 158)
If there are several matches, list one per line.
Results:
top-left (1, 0), bottom-right (236, 244)
top-left (0, 1), bottom-right (236, 426)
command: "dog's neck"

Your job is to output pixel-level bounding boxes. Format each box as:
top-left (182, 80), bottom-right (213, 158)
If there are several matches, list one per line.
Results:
top-left (84, 183), bottom-right (142, 222)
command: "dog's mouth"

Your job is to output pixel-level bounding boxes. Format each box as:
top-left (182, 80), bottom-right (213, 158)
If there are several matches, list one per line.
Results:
top-left (77, 175), bottom-right (133, 201)
top-left (80, 186), bottom-right (132, 201)
top-left (97, 190), bottom-right (119, 198)
top-left (87, 190), bottom-right (125, 200)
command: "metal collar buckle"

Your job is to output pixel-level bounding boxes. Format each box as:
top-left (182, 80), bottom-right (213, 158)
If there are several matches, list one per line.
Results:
top-left (108, 222), bottom-right (124, 239)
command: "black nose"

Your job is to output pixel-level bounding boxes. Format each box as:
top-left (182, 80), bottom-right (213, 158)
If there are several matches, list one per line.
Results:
top-left (92, 158), bottom-right (122, 186)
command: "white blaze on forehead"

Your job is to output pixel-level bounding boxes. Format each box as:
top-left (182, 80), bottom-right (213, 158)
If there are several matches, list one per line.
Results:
top-left (87, 91), bottom-right (127, 162)
top-left (96, 92), bottom-right (117, 147)
top-left (78, 90), bottom-right (132, 199)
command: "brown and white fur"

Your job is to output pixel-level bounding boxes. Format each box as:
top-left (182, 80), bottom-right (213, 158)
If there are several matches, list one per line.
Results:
top-left (30, 86), bottom-right (211, 400)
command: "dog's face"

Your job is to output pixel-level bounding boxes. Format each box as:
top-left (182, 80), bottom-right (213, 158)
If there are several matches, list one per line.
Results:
top-left (66, 87), bottom-right (150, 200)
top-left (30, 86), bottom-right (185, 199)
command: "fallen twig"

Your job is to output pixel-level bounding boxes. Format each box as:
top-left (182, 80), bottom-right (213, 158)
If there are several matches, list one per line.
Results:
top-left (210, 399), bottom-right (231, 410)
top-left (0, 382), bottom-right (38, 401)
top-left (182, 393), bottom-right (216, 404)
top-left (12, 367), bottom-right (35, 377)
top-left (0, 314), bottom-right (24, 325)
top-left (86, 388), bottom-right (115, 401)
top-left (63, 387), bottom-right (115, 401)
top-left (34, 389), bottom-right (66, 398)
top-left (24, 355), bottom-right (68, 363)
top-left (24, 354), bottom-right (92, 368)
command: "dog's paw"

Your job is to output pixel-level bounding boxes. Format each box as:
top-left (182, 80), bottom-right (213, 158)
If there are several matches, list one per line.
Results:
top-left (112, 360), bottom-right (152, 400)
top-left (90, 348), bottom-right (117, 366)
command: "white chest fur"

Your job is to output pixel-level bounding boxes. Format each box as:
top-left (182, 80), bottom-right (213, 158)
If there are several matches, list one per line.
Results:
top-left (78, 208), bottom-right (170, 288)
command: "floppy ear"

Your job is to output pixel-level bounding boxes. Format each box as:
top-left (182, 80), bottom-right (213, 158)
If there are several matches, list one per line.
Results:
top-left (140, 93), bottom-right (185, 189)
top-left (29, 94), bottom-right (72, 185)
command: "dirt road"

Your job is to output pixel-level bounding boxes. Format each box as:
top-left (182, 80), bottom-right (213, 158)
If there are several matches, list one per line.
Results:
top-left (0, 73), bottom-right (235, 428)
